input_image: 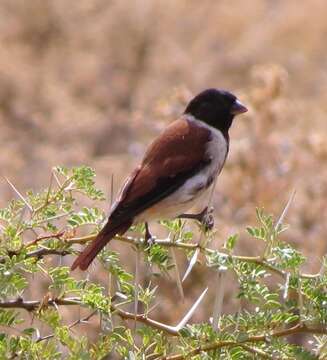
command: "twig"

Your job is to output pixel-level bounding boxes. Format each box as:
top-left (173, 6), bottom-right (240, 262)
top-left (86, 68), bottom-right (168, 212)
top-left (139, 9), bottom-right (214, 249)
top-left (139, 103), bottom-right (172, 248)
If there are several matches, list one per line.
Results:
top-left (33, 172), bottom-right (55, 215)
top-left (0, 297), bottom-right (81, 311)
top-left (0, 290), bottom-right (207, 337)
top-left (0, 248), bottom-right (71, 264)
top-left (163, 323), bottom-right (327, 359)
top-left (25, 231), bottom-right (65, 248)
top-left (237, 343), bottom-right (274, 359)
top-left (34, 211), bottom-right (73, 225)
top-left (0, 230), bottom-right (320, 279)
top-left (25, 248), bottom-right (71, 260)
top-left (36, 310), bottom-right (97, 342)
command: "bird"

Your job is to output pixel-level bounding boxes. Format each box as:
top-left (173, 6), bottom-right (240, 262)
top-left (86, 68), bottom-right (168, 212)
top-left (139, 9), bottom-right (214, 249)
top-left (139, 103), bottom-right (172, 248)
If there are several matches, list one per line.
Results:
top-left (71, 88), bottom-right (248, 271)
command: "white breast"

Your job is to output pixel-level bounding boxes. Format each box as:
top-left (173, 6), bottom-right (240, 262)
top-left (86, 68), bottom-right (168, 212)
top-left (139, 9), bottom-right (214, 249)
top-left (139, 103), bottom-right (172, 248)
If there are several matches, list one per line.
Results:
top-left (178, 116), bottom-right (228, 202)
top-left (136, 116), bottom-right (228, 222)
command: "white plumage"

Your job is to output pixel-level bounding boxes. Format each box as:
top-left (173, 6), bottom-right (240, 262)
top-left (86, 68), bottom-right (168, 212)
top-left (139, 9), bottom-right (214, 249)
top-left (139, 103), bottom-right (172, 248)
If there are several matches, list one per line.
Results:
top-left (135, 115), bottom-right (228, 222)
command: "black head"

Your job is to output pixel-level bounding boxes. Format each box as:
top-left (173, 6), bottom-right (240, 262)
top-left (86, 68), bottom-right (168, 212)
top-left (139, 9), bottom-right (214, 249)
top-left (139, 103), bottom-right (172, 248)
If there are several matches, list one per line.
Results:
top-left (184, 88), bottom-right (247, 132)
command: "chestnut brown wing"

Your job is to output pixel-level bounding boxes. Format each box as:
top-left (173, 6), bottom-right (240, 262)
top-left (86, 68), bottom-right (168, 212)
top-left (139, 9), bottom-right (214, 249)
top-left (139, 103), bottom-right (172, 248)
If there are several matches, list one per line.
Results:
top-left (71, 118), bottom-right (212, 271)
top-left (109, 118), bottom-right (211, 224)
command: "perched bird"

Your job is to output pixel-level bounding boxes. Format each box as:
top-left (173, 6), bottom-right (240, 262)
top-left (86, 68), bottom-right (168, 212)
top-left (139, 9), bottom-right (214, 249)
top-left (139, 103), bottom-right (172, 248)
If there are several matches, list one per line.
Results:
top-left (71, 88), bottom-right (247, 271)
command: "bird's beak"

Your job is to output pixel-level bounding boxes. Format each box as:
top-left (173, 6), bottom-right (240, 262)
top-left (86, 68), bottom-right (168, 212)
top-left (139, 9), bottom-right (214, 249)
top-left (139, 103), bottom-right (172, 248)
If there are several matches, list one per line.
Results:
top-left (231, 99), bottom-right (248, 115)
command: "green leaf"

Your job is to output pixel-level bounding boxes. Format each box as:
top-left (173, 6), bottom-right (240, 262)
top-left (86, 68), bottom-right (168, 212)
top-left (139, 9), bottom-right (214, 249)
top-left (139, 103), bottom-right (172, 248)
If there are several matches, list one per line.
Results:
top-left (68, 207), bottom-right (104, 228)
top-left (225, 234), bottom-right (238, 251)
top-left (22, 328), bottom-right (36, 336)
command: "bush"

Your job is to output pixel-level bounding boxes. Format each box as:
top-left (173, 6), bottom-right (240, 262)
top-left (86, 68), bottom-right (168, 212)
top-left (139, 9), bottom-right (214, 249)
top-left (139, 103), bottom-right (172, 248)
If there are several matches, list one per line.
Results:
top-left (0, 166), bottom-right (326, 359)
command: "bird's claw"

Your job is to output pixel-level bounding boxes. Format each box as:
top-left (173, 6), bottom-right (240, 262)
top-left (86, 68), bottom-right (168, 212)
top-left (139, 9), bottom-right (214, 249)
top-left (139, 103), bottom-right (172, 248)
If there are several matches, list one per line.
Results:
top-left (144, 222), bottom-right (156, 246)
top-left (145, 235), bottom-right (156, 246)
top-left (201, 208), bottom-right (214, 231)
top-left (178, 206), bottom-right (215, 231)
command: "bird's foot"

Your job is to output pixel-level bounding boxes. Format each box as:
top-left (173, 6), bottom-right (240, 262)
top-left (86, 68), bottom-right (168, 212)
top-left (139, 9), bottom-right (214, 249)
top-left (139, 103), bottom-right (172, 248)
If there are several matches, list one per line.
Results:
top-left (179, 206), bottom-right (214, 231)
top-left (201, 206), bottom-right (214, 231)
top-left (144, 222), bottom-right (156, 246)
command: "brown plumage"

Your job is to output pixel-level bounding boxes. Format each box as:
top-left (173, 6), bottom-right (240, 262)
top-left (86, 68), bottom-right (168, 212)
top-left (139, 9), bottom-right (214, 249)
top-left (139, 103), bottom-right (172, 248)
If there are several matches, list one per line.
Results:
top-left (71, 119), bottom-right (211, 270)
top-left (71, 88), bottom-right (247, 271)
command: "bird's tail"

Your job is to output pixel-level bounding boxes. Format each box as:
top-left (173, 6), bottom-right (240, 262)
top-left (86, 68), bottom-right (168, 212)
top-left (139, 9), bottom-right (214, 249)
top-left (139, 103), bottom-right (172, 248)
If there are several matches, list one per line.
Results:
top-left (71, 219), bottom-right (132, 271)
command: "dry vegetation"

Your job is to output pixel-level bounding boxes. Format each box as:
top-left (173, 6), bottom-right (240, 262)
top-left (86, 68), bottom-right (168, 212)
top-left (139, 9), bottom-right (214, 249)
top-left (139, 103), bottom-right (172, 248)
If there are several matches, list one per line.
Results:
top-left (0, 0), bottom-right (327, 340)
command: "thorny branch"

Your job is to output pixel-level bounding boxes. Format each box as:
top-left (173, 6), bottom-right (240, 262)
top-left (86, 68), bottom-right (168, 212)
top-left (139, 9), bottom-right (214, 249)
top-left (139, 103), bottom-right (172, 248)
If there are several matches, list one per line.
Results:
top-left (0, 297), bottom-right (81, 311)
top-left (162, 323), bottom-right (327, 359)
top-left (0, 295), bottom-right (179, 336)
top-left (33, 175), bottom-right (73, 216)
top-left (6, 230), bottom-right (319, 279)
top-left (0, 248), bottom-right (71, 264)
top-left (0, 175), bottom-right (318, 279)
top-left (1, 295), bottom-right (326, 356)
top-left (25, 231), bottom-right (65, 248)
top-left (0, 229), bottom-right (320, 279)
top-left (36, 310), bottom-right (98, 343)
top-left (1, 174), bottom-right (324, 358)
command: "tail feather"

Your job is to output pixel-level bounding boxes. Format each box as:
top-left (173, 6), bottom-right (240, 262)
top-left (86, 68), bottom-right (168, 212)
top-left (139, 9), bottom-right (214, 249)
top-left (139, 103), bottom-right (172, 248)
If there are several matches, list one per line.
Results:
top-left (71, 220), bottom-right (132, 271)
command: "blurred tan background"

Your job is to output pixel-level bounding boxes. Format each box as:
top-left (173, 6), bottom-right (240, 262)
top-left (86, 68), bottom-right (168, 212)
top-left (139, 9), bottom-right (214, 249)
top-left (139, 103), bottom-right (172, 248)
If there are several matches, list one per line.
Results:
top-left (1, 0), bottom-right (327, 336)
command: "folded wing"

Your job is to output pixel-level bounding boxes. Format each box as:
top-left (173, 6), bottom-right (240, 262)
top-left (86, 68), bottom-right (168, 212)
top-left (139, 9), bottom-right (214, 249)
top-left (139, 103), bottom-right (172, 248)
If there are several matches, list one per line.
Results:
top-left (71, 118), bottom-right (211, 270)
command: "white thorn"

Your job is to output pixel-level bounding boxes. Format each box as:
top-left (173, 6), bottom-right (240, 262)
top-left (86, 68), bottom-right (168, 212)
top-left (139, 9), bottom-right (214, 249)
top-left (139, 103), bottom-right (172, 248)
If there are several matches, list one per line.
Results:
top-left (283, 272), bottom-right (290, 300)
top-left (170, 247), bottom-right (184, 301)
top-left (274, 189), bottom-right (296, 231)
top-left (174, 287), bottom-right (208, 331)
top-left (182, 247), bottom-right (199, 282)
top-left (212, 270), bottom-right (226, 330)
top-left (185, 174), bottom-right (219, 280)
top-left (134, 248), bottom-right (140, 329)
top-left (3, 176), bottom-right (33, 211)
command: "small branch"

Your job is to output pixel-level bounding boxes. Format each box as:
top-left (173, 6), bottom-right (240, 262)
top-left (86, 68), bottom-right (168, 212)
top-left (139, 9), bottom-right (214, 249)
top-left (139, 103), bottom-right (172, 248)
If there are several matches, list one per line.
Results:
top-left (25, 248), bottom-right (72, 260)
top-left (0, 230), bottom-right (320, 279)
top-left (1, 294), bottom-right (326, 357)
top-left (162, 340), bottom-right (240, 360)
top-left (25, 231), bottom-right (65, 248)
top-left (163, 323), bottom-right (327, 359)
top-left (33, 176), bottom-right (73, 216)
top-left (0, 248), bottom-right (71, 264)
top-left (0, 292), bottom-right (206, 336)
top-left (237, 343), bottom-right (274, 359)
top-left (36, 310), bottom-right (97, 343)
top-left (65, 234), bottom-right (97, 245)
top-left (113, 306), bottom-right (178, 336)
top-left (34, 212), bottom-right (73, 225)
top-left (0, 297), bottom-right (81, 311)
top-left (33, 172), bottom-right (55, 215)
